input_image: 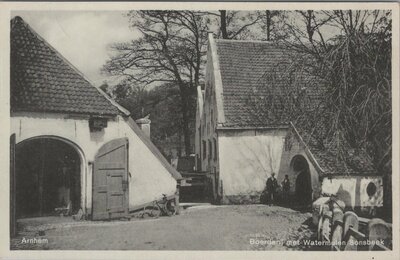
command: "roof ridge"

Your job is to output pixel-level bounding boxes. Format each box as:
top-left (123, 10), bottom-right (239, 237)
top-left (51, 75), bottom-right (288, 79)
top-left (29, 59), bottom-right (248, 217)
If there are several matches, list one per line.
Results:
top-left (10, 16), bottom-right (23, 29)
top-left (208, 32), bottom-right (226, 124)
top-left (290, 122), bottom-right (324, 173)
top-left (11, 16), bottom-right (130, 116)
top-left (215, 38), bottom-right (277, 44)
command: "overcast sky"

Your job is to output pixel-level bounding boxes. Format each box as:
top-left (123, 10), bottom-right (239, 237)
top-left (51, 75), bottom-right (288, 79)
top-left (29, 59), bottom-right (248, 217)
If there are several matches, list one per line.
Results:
top-left (12, 11), bottom-right (140, 86)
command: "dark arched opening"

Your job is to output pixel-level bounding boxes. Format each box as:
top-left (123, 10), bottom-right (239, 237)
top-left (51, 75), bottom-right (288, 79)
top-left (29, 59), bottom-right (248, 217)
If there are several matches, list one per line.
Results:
top-left (15, 138), bottom-right (81, 218)
top-left (292, 155), bottom-right (312, 207)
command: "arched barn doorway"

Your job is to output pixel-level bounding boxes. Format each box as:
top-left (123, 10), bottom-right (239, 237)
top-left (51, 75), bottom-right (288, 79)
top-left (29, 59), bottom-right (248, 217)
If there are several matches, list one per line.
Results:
top-left (291, 155), bottom-right (313, 207)
top-left (15, 137), bottom-right (82, 218)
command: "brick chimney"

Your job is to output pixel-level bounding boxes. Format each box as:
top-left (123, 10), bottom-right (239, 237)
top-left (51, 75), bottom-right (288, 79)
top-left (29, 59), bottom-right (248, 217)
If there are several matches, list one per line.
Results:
top-left (136, 116), bottom-right (151, 138)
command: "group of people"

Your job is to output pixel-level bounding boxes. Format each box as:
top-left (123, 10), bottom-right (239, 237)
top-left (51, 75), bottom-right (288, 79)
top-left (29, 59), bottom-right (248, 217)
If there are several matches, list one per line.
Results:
top-left (260, 172), bottom-right (291, 206)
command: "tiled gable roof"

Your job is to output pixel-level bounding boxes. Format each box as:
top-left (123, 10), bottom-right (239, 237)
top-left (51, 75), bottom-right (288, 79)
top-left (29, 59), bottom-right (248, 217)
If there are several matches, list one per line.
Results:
top-left (215, 39), bottom-right (325, 128)
top-left (292, 123), bottom-right (376, 175)
top-left (214, 39), bottom-right (375, 175)
top-left (10, 16), bottom-right (120, 116)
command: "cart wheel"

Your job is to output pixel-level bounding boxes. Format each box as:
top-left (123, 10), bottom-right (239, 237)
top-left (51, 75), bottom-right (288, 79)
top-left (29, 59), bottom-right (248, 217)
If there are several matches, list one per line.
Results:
top-left (321, 211), bottom-right (332, 242)
top-left (317, 204), bottom-right (329, 240)
top-left (166, 200), bottom-right (177, 216)
top-left (331, 208), bottom-right (344, 251)
top-left (317, 214), bottom-right (323, 240)
top-left (150, 206), bottom-right (161, 218)
top-left (331, 223), bottom-right (343, 251)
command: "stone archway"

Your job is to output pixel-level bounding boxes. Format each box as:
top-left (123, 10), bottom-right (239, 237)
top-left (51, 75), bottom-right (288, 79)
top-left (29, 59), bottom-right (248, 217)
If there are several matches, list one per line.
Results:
top-left (15, 136), bottom-right (84, 218)
top-left (291, 155), bottom-right (313, 207)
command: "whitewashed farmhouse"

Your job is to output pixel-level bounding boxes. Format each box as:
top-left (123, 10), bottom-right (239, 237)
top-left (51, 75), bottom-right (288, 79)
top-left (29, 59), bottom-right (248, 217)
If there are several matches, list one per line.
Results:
top-left (10, 16), bottom-right (181, 221)
top-left (195, 33), bottom-right (383, 215)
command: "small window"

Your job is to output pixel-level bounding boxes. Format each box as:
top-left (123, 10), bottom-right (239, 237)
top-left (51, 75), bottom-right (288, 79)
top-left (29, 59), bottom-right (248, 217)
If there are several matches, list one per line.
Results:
top-left (213, 138), bottom-right (217, 160)
top-left (211, 109), bottom-right (214, 126)
top-left (366, 182), bottom-right (377, 197)
top-left (208, 140), bottom-right (212, 159)
top-left (202, 140), bottom-right (206, 159)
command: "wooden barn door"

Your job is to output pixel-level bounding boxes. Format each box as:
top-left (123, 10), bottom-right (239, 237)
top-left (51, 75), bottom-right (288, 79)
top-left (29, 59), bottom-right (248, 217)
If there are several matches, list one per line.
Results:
top-left (92, 138), bottom-right (129, 220)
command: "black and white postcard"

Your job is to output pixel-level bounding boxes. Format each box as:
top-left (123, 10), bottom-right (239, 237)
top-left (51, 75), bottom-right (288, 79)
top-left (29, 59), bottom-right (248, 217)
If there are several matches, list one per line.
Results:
top-left (0, 1), bottom-right (398, 260)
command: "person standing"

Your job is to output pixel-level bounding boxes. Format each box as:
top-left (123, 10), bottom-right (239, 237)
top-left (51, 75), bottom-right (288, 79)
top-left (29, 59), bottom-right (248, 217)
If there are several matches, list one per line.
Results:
top-left (281, 175), bottom-right (291, 205)
top-left (266, 172), bottom-right (278, 206)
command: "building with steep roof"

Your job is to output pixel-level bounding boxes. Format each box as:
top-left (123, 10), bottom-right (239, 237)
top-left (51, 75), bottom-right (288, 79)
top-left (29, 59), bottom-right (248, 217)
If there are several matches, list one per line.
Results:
top-left (10, 16), bottom-right (181, 221)
top-left (195, 33), bottom-right (382, 214)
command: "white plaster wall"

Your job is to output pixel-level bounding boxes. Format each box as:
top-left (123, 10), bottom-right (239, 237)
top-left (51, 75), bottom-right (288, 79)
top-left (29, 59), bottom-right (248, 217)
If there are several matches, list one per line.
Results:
top-left (359, 177), bottom-right (384, 207)
top-left (277, 130), bottom-right (321, 199)
top-left (118, 118), bottom-right (177, 207)
top-left (321, 176), bottom-right (383, 208)
top-left (11, 112), bottom-right (177, 214)
top-left (218, 129), bottom-right (286, 196)
top-left (200, 45), bottom-right (220, 174)
top-left (278, 128), bottom-right (383, 208)
top-left (196, 41), bottom-right (221, 199)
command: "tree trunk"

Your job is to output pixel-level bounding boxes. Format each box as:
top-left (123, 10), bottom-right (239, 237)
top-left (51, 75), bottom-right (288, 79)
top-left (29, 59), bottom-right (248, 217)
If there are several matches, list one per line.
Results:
top-left (220, 10), bottom-right (229, 39)
top-left (178, 84), bottom-right (192, 156)
top-left (306, 10), bottom-right (314, 44)
top-left (266, 10), bottom-right (271, 41)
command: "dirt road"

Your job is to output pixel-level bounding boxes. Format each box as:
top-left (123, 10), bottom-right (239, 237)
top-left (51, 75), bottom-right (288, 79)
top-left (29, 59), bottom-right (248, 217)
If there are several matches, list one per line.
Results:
top-left (11, 205), bottom-right (315, 250)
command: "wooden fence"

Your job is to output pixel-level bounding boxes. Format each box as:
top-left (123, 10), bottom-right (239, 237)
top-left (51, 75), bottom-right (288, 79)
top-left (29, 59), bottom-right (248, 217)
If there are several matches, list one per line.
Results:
top-left (316, 203), bottom-right (392, 251)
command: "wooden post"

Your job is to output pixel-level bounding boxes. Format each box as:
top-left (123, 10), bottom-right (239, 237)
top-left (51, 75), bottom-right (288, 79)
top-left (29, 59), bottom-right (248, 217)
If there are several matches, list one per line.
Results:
top-left (39, 143), bottom-right (45, 217)
top-left (331, 208), bottom-right (344, 250)
top-left (317, 204), bottom-right (330, 240)
top-left (321, 211), bottom-right (332, 242)
top-left (175, 183), bottom-right (180, 215)
top-left (10, 134), bottom-right (16, 238)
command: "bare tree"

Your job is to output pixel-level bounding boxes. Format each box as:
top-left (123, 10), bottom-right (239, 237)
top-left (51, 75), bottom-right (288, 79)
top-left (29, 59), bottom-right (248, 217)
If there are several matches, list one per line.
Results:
top-left (262, 10), bottom-right (285, 41)
top-left (250, 10), bottom-right (392, 214)
top-left (272, 10), bottom-right (392, 171)
top-left (201, 10), bottom-right (263, 39)
top-left (315, 10), bottom-right (391, 173)
top-left (219, 10), bottom-right (229, 39)
top-left (103, 11), bottom-right (210, 155)
top-left (319, 10), bottom-right (392, 215)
